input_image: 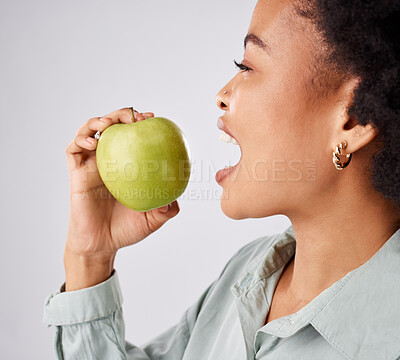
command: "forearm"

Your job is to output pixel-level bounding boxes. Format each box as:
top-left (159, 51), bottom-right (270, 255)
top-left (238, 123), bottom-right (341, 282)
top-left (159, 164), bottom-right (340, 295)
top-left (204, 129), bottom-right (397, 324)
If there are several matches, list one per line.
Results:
top-left (63, 243), bottom-right (116, 292)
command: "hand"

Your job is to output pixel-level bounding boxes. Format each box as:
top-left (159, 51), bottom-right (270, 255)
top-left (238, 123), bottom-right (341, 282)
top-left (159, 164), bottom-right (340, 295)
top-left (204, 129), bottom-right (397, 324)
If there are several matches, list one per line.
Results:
top-left (65, 107), bottom-right (180, 263)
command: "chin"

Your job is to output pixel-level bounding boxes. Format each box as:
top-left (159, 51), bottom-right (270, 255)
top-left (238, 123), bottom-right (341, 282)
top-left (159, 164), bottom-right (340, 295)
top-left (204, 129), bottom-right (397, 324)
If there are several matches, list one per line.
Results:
top-left (220, 201), bottom-right (246, 220)
top-left (219, 187), bottom-right (285, 220)
top-left (219, 191), bottom-right (249, 220)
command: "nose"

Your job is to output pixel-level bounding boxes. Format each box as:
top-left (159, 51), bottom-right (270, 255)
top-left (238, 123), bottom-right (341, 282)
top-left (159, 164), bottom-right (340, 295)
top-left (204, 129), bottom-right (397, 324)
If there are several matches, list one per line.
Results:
top-left (216, 88), bottom-right (229, 111)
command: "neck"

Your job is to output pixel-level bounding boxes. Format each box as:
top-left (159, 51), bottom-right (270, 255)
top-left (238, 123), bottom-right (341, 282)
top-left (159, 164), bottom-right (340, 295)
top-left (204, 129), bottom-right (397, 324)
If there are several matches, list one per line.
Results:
top-left (285, 175), bottom-right (400, 307)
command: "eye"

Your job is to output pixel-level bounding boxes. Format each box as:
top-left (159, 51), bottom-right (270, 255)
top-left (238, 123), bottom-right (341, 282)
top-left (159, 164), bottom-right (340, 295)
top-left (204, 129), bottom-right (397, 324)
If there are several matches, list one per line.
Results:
top-left (234, 59), bottom-right (252, 72)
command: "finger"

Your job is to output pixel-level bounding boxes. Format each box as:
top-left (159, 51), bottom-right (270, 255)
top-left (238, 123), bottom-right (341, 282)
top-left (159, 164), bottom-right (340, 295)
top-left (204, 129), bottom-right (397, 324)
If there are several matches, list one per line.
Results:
top-left (103, 107), bottom-right (137, 125)
top-left (142, 112), bottom-right (155, 119)
top-left (136, 112), bottom-right (155, 122)
top-left (65, 135), bottom-right (97, 170)
top-left (67, 107), bottom-right (139, 172)
top-left (75, 134), bottom-right (98, 151)
top-left (66, 140), bottom-right (82, 171)
top-left (135, 113), bottom-right (146, 122)
top-left (76, 117), bottom-right (113, 137)
top-left (131, 108), bottom-right (141, 122)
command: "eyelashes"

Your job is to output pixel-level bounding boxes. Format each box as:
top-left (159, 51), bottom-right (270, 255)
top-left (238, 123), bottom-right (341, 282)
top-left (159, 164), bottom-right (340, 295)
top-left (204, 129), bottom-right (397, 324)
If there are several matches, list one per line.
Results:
top-left (233, 59), bottom-right (252, 72)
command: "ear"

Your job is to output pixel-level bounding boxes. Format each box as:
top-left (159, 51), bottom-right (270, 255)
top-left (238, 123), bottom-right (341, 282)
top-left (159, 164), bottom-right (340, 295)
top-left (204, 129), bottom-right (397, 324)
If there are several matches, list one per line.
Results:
top-left (332, 77), bottom-right (379, 155)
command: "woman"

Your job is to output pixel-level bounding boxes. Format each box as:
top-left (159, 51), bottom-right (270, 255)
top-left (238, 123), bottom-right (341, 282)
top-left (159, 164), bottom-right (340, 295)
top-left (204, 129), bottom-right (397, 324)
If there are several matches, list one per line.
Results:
top-left (43, 0), bottom-right (400, 359)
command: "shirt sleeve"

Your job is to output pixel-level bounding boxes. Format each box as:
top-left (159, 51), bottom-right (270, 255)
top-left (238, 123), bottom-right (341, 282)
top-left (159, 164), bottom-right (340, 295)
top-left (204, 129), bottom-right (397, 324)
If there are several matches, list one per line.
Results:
top-left (42, 268), bottom-right (219, 360)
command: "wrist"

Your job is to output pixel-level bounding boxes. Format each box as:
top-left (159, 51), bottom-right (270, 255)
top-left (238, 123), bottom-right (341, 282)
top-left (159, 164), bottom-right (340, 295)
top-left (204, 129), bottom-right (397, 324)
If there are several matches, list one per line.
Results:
top-left (63, 246), bottom-right (117, 291)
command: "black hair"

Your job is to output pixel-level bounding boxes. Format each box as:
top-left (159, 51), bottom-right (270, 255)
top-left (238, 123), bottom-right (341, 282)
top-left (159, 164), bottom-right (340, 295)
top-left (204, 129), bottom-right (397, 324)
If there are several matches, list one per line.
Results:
top-left (295, 0), bottom-right (400, 212)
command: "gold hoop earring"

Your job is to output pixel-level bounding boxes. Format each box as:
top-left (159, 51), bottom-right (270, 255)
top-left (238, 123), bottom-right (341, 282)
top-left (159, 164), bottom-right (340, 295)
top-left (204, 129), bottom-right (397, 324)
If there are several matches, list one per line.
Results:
top-left (332, 141), bottom-right (352, 170)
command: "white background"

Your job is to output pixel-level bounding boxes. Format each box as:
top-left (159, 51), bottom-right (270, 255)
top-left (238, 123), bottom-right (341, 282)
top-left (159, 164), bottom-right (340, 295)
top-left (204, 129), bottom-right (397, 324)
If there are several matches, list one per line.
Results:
top-left (0, 1), bottom-right (291, 359)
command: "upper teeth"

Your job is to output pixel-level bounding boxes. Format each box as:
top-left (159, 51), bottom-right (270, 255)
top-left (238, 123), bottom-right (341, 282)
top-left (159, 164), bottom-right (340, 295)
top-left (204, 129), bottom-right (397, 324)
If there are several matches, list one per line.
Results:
top-left (219, 130), bottom-right (239, 145)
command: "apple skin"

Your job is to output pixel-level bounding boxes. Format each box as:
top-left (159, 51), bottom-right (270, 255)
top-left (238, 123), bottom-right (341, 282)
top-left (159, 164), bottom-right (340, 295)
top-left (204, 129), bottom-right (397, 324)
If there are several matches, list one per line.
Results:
top-left (96, 117), bottom-right (191, 212)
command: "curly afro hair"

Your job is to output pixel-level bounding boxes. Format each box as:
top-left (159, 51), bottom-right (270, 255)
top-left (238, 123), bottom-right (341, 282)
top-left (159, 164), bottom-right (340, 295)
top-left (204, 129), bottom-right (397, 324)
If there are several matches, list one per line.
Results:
top-left (293, 0), bottom-right (400, 212)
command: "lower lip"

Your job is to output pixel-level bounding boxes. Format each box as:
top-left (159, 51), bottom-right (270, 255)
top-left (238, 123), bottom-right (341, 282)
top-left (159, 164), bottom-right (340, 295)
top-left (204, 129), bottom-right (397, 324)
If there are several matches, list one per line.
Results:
top-left (215, 163), bottom-right (239, 185)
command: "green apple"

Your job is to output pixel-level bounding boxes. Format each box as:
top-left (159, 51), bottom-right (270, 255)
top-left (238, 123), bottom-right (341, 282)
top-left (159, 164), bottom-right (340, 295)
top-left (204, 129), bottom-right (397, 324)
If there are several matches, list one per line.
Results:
top-left (96, 117), bottom-right (191, 212)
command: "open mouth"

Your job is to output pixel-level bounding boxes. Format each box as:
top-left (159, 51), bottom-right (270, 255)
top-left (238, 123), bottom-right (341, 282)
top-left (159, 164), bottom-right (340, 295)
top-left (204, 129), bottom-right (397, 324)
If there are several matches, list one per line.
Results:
top-left (215, 128), bottom-right (243, 184)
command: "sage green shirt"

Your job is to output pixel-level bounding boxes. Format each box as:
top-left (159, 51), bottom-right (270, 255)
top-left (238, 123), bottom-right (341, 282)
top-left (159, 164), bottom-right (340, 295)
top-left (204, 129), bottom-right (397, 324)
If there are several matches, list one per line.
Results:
top-left (43, 224), bottom-right (400, 360)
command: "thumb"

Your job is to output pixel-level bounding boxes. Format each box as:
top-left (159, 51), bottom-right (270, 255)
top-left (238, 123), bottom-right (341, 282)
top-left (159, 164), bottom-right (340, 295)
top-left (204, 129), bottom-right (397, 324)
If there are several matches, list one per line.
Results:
top-left (157, 200), bottom-right (180, 217)
top-left (145, 200), bottom-right (180, 231)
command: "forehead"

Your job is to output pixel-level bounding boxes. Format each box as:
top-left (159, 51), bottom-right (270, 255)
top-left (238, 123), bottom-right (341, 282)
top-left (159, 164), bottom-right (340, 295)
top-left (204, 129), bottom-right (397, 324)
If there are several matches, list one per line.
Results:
top-left (248, 0), bottom-right (296, 46)
top-left (246, 0), bottom-right (319, 63)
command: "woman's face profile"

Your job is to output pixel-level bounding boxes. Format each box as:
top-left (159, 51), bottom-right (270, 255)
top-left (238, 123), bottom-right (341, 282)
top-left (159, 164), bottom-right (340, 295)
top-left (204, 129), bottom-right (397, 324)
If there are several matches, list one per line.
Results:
top-left (215, 0), bottom-right (354, 220)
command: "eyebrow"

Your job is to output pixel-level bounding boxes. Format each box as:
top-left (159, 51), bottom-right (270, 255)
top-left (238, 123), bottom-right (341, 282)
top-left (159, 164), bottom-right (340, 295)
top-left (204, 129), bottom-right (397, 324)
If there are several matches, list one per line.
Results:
top-left (244, 33), bottom-right (269, 52)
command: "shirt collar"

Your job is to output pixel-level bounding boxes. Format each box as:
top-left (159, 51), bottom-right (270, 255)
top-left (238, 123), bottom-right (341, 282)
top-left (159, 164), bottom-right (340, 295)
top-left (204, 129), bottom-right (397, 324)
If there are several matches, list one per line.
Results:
top-left (311, 226), bottom-right (400, 359)
top-left (231, 227), bottom-right (296, 297)
top-left (231, 224), bottom-right (400, 359)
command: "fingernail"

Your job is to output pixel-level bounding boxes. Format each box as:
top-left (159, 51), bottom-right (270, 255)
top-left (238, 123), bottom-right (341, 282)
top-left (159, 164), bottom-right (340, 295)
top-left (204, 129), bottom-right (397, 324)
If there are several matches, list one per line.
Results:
top-left (99, 117), bottom-right (109, 122)
top-left (87, 137), bottom-right (95, 144)
top-left (159, 204), bottom-right (170, 213)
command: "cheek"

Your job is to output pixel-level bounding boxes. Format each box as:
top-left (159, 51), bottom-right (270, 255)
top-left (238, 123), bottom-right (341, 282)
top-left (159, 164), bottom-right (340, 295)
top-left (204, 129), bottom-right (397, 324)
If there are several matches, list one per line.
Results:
top-left (219, 69), bottom-right (338, 218)
top-left (231, 102), bottom-right (332, 207)
top-left (237, 66), bottom-right (329, 162)
top-left (234, 71), bottom-right (304, 140)
top-left (235, 93), bottom-right (306, 165)
top-left (242, 114), bottom-right (328, 183)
